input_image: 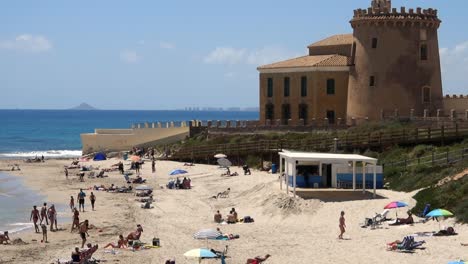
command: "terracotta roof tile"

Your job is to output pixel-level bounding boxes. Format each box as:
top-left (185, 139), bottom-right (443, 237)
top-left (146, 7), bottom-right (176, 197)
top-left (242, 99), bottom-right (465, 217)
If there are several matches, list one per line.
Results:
top-left (307, 34), bottom-right (354, 48)
top-left (257, 54), bottom-right (349, 70)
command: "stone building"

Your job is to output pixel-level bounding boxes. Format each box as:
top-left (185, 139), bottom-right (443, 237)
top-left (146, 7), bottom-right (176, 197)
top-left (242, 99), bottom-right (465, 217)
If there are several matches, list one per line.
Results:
top-left (257, 0), bottom-right (459, 125)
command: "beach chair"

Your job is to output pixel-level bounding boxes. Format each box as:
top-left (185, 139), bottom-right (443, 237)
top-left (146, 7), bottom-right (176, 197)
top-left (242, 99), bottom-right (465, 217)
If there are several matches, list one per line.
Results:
top-left (387, 236), bottom-right (425, 252)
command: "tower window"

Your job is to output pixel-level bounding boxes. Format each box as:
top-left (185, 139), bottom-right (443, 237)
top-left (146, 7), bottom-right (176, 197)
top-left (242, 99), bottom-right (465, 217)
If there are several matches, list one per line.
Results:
top-left (372, 38), bottom-right (378, 49)
top-left (267, 78), bottom-right (273, 97)
top-left (301, 76), bottom-right (307, 97)
top-left (326, 79), bottom-right (335, 95)
top-left (369, 76), bottom-right (375, 87)
top-left (284, 77), bottom-right (290, 97)
top-left (420, 44), bottom-right (428, 61)
top-left (422, 87), bottom-right (431, 103)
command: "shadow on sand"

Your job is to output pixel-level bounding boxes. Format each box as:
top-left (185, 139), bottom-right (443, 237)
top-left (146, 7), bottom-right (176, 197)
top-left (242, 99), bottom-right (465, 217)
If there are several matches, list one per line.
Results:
top-left (295, 190), bottom-right (386, 202)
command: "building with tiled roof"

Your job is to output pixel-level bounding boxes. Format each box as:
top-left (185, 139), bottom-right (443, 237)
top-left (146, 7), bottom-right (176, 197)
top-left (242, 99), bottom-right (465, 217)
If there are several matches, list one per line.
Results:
top-left (257, 0), bottom-right (446, 125)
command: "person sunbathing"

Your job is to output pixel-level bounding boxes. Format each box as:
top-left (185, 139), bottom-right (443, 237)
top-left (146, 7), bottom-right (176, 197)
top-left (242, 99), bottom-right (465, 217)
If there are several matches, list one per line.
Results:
top-left (391, 212), bottom-right (414, 225)
top-left (104, 234), bottom-right (127, 249)
top-left (246, 254), bottom-right (271, 264)
top-left (127, 224), bottom-right (143, 241)
top-left (0, 231), bottom-right (11, 244)
top-left (434, 227), bottom-right (456, 236)
top-left (462, 243), bottom-right (468, 246)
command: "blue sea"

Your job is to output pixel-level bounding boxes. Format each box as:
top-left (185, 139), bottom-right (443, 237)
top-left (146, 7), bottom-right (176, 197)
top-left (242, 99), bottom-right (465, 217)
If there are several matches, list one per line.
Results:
top-left (0, 109), bottom-right (258, 158)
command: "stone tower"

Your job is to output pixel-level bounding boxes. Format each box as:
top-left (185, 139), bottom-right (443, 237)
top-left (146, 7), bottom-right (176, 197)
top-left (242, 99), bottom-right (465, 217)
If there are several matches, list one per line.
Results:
top-left (346, 1), bottom-right (443, 121)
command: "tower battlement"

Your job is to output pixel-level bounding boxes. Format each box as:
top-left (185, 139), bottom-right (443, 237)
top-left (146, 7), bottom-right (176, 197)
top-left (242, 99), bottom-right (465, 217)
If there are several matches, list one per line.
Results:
top-left (351, 7), bottom-right (441, 28)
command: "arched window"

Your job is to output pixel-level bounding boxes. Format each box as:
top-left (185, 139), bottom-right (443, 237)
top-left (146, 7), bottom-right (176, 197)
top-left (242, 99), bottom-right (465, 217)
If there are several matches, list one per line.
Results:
top-left (422, 87), bottom-right (431, 103)
top-left (281, 104), bottom-right (291, 125)
top-left (265, 104), bottom-right (274, 121)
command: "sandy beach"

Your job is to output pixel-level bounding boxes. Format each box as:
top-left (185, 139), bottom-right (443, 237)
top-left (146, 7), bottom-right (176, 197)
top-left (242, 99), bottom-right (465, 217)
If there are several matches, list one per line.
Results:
top-left (0, 158), bottom-right (467, 264)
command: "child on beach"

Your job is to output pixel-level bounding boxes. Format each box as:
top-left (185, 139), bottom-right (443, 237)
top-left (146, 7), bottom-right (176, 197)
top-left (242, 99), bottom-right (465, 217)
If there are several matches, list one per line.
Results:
top-left (71, 208), bottom-right (80, 232)
top-left (41, 223), bottom-right (47, 243)
top-left (70, 196), bottom-right (75, 211)
top-left (0, 231), bottom-right (10, 244)
top-left (339, 211), bottom-right (346, 239)
top-left (30, 205), bottom-right (40, 233)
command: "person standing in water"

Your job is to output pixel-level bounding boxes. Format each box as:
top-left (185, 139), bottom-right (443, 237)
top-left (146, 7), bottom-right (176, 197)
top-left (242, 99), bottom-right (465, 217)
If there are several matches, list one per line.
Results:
top-left (338, 211), bottom-right (346, 239)
top-left (40, 203), bottom-right (48, 225)
top-left (30, 205), bottom-right (40, 233)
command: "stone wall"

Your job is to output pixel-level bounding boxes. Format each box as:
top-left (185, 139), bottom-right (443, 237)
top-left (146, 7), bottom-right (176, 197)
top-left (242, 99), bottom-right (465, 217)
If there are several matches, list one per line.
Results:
top-left (81, 126), bottom-right (189, 154)
top-left (443, 95), bottom-right (468, 116)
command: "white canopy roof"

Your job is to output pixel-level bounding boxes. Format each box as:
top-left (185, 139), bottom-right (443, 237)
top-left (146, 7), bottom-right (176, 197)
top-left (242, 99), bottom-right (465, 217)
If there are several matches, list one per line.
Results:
top-left (279, 150), bottom-right (377, 164)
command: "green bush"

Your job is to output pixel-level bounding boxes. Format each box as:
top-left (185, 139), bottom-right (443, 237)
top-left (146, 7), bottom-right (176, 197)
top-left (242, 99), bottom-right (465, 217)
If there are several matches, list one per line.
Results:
top-left (245, 155), bottom-right (262, 169)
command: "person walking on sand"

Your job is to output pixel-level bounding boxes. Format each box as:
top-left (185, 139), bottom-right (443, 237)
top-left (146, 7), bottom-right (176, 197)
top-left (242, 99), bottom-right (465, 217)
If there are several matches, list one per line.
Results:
top-left (40, 202), bottom-right (48, 225)
top-left (338, 211), bottom-right (346, 239)
top-left (48, 204), bottom-right (57, 231)
top-left (77, 189), bottom-right (86, 212)
top-left (71, 208), bottom-right (80, 232)
top-left (65, 167), bottom-right (69, 179)
top-left (70, 196), bottom-right (75, 211)
top-left (79, 220), bottom-right (90, 248)
top-left (90, 192), bottom-right (96, 211)
top-left (151, 158), bottom-right (156, 173)
top-left (30, 205), bottom-right (40, 233)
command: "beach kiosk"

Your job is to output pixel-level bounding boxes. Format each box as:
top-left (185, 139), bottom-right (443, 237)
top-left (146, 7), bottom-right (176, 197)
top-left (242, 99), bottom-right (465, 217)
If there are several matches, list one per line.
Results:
top-left (278, 150), bottom-right (382, 198)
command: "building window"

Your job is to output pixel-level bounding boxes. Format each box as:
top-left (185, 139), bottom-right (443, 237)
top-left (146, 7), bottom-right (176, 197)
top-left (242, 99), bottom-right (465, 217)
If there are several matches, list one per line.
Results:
top-left (422, 87), bottom-right (431, 103)
top-left (267, 78), bottom-right (273, 97)
top-left (265, 104), bottom-right (274, 120)
top-left (369, 76), bottom-right (375, 87)
top-left (301, 76), bottom-right (307, 97)
top-left (420, 44), bottom-right (428, 61)
top-left (281, 104), bottom-right (291, 125)
top-left (326, 110), bottom-right (335, 124)
top-left (284, 77), bottom-right (290, 97)
top-left (372, 38), bottom-right (378, 49)
top-left (299, 104), bottom-right (308, 124)
top-left (326, 79), bottom-right (335, 95)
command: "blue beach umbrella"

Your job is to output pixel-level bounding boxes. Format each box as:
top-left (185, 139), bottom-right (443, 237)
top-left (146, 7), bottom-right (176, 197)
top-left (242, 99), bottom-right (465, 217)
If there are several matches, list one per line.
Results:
top-left (425, 209), bottom-right (454, 230)
top-left (448, 261), bottom-right (465, 264)
top-left (169, 169), bottom-right (188, 176)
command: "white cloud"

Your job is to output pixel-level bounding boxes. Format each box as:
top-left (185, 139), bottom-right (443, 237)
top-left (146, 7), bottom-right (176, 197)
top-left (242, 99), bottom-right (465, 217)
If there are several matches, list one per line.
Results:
top-left (159, 41), bottom-right (175, 50)
top-left (439, 41), bottom-right (468, 94)
top-left (203, 47), bottom-right (247, 64)
top-left (204, 46), bottom-right (298, 66)
top-left (120, 50), bottom-right (141, 63)
top-left (0, 34), bottom-right (52, 52)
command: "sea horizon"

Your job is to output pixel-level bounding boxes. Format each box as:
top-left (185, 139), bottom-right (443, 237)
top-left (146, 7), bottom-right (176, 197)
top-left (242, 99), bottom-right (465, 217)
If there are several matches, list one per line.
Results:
top-left (0, 109), bottom-right (259, 159)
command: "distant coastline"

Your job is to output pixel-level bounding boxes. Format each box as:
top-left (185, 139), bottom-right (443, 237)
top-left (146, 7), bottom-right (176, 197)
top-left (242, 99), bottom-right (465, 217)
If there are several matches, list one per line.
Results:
top-left (69, 102), bottom-right (98, 110)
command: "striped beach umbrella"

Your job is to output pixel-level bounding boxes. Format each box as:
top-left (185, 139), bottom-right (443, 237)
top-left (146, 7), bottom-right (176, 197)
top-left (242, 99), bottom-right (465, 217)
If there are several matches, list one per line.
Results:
top-left (193, 229), bottom-right (222, 240)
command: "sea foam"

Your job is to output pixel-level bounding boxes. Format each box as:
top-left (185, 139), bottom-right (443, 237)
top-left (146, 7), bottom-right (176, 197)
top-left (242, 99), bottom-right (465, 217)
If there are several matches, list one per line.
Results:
top-left (0, 150), bottom-right (82, 159)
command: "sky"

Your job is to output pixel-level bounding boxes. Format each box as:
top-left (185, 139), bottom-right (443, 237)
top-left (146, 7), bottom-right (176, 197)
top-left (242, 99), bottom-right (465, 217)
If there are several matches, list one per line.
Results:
top-left (0, 0), bottom-right (467, 110)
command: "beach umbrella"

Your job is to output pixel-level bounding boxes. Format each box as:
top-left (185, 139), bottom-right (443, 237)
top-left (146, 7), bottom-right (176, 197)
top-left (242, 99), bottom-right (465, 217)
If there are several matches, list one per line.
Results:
top-left (135, 185), bottom-right (153, 191)
top-left (448, 261), bottom-right (465, 264)
top-left (214, 153), bottom-right (227, 159)
top-left (193, 229), bottom-right (222, 240)
top-left (169, 169), bottom-right (188, 176)
top-left (426, 209), bottom-right (454, 230)
top-left (384, 201), bottom-right (408, 218)
top-left (184, 248), bottom-right (217, 264)
top-left (217, 158), bottom-right (232, 168)
top-left (130, 155), bottom-right (141, 162)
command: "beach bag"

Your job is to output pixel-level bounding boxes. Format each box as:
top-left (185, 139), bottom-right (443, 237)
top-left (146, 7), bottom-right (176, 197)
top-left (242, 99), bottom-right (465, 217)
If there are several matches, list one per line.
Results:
top-left (243, 216), bottom-right (254, 223)
top-left (152, 237), bottom-right (160, 247)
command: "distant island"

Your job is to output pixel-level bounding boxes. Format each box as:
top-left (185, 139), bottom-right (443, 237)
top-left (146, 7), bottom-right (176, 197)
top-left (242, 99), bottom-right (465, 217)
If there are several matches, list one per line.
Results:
top-left (69, 103), bottom-right (98, 110)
